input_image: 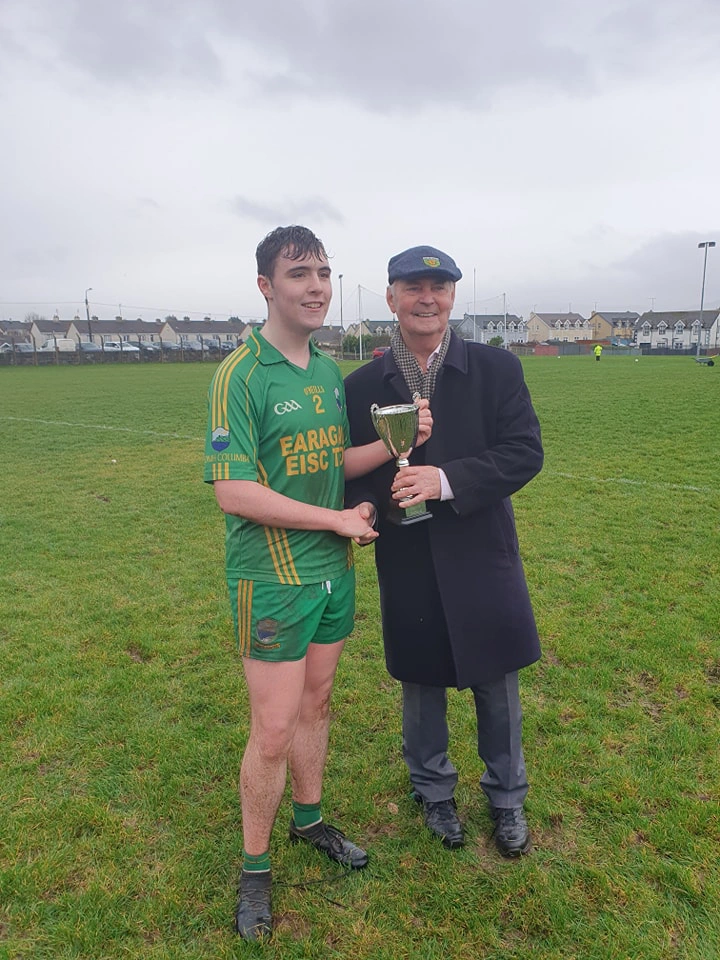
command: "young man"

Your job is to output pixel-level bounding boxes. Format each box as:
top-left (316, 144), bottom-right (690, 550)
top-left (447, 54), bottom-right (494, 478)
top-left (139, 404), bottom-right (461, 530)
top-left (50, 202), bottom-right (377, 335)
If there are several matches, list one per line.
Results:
top-left (345, 245), bottom-right (543, 858)
top-left (204, 226), bottom-right (414, 941)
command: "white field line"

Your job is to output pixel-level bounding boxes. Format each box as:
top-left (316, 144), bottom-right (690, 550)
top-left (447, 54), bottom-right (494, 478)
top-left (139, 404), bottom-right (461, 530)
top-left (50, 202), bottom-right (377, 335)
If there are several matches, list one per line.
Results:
top-left (545, 470), bottom-right (715, 495)
top-left (2, 417), bottom-right (716, 495)
top-left (0, 416), bottom-right (203, 442)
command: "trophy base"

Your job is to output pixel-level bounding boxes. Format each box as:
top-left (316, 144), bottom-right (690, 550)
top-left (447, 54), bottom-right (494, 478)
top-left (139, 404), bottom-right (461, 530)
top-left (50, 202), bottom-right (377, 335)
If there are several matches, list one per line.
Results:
top-left (391, 501), bottom-right (432, 526)
top-left (399, 510), bottom-right (433, 526)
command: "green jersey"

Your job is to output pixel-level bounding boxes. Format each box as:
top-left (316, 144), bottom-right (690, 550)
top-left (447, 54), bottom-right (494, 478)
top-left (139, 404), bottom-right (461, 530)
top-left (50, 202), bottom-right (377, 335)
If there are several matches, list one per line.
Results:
top-left (204, 330), bottom-right (353, 585)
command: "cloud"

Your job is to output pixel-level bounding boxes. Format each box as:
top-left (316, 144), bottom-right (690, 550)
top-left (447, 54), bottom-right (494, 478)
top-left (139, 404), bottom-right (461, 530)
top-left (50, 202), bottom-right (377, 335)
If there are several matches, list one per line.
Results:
top-left (0, 0), bottom-right (222, 88)
top-left (506, 231), bottom-right (720, 317)
top-left (1, 0), bottom-right (718, 321)
top-left (609, 232), bottom-right (720, 309)
top-left (11, 245), bottom-right (70, 275)
top-left (2, 0), bottom-right (718, 110)
top-left (230, 195), bottom-right (344, 225)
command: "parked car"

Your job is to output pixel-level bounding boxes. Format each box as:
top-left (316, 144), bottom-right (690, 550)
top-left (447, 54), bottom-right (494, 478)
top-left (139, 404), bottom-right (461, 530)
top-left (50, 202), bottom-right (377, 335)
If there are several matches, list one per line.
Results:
top-left (2, 342), bottom-right (35, 354)
top-left (372, 347), bottom-right (389, 358)
top-left (40, 338), bottom-right (77, 352)
top-left (102, 341), bottom-right (140, 353)
top-left (220, 341), bottom-right (238, 354)
top-left (79, 341), bottom-right (102, 353)
top-left (129, 340), bottom-right (161, 354)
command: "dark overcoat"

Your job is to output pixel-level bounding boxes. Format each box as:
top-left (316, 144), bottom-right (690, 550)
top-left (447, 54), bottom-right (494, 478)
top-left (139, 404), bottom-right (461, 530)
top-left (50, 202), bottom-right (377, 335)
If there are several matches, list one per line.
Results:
top-left (344, 331), bottom-right (543, 690)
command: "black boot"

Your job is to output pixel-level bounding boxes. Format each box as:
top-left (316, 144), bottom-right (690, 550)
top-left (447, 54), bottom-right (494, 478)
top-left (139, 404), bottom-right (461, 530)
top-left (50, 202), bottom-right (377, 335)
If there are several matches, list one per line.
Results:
top-left (234, 870), bottom-right (272, 940)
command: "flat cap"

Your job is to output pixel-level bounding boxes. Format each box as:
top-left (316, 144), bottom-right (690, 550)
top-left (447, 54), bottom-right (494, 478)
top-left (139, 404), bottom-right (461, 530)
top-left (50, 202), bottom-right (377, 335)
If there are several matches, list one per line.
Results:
top-left (387, 245), bottom-right (462, 284)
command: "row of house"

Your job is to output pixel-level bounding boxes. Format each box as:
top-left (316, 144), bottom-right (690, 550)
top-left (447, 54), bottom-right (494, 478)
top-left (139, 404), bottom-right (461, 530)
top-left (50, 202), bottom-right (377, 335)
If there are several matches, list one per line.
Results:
top-left (525, 310), bottom-right (720, 350)
top-left (4, 308), bottom-right (720, 355)
top-left (0, 315), bottom-right (255, 349)
top-left (345, 314), bottom-right (533, 344)
top-left (0, 313), bottom-right (347, 356)
top-left (346, 309), bottom-right (720, 351)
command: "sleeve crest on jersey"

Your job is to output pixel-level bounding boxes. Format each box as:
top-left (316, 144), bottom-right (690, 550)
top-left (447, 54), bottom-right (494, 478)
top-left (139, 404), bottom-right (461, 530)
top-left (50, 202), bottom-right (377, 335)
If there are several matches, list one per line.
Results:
top-left (211, 426), bottom-right (231, 451)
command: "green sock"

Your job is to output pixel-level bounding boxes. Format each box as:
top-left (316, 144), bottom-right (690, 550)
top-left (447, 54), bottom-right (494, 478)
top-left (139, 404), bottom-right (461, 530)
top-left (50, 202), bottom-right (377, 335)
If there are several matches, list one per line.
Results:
top-left (292, 801), bottom-right (322, 830)
top-left (243, 850), bottom-right (271, 873)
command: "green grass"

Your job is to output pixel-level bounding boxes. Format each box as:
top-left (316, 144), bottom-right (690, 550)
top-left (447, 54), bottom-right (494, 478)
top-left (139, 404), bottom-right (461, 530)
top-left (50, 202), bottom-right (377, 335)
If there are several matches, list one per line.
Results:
top-left (1, 356), bottom-right (718, 959)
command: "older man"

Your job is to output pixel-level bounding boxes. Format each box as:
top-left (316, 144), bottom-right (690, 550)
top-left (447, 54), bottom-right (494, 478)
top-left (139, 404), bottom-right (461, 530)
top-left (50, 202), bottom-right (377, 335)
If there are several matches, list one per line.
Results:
top-left (344, 245), bottom-right (543, 855)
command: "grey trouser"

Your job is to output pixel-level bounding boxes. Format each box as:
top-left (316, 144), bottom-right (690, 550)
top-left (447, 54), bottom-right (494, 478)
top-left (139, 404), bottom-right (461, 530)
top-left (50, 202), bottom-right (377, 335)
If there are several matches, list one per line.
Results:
top-left (401, 671), bottom-right (529, 808)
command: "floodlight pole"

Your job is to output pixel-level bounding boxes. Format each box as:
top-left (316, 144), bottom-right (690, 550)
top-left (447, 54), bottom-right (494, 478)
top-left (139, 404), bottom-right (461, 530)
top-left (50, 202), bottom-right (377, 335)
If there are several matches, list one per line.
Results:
top-left (338, 273), bottom-right (344, 360)
top-left (473, 268), bottom-right (476, 342)
top-left (85, 287), bottom-right (93, 341)
top-left (697, 241), bottom-right (716, 358)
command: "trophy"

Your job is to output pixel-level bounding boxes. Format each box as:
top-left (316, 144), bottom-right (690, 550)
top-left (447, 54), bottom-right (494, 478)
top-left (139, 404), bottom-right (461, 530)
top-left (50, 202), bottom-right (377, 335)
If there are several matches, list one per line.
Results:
top-left (370, 397), bottom-right (432, 525)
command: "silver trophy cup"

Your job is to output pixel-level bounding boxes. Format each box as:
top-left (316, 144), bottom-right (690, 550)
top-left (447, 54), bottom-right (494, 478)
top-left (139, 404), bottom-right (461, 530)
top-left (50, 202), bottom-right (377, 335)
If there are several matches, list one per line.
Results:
top-left (370, 401), bottom-right (432, 525)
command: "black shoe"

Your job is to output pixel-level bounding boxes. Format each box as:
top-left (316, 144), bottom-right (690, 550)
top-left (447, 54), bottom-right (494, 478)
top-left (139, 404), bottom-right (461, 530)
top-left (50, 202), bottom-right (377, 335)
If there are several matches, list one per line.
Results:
top-left (490, 806), bottom-right (531, 857)
top-left (412, 792), bottom-right (465, 849)
top-left (289, 819), bottom-right (369, 869)
top-left (234, 870), bottom-right (272, 940)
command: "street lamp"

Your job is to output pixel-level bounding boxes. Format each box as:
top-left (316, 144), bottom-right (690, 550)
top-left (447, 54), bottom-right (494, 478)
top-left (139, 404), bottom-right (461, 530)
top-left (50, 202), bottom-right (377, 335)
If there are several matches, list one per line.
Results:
top-left (338, 273), bottom-right (344, 360)
top-left (85, 287), bottom-right (93, 341)
top-left (503, 291), bottom-right (507, 349)
top-left (697, 241), bottom-right (716, 358)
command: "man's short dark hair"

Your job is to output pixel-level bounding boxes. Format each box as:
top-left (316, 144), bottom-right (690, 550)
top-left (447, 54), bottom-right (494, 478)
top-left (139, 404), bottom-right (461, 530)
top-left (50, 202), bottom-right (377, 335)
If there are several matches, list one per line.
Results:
top-left (256, 225), bottom-right (328, 280)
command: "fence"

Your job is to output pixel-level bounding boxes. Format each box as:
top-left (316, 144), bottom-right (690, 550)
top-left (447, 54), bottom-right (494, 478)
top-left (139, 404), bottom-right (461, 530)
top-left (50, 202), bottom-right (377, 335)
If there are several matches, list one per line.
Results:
top-left (638, 345), bottom-right (717, 357)
top-left (0, 337), bottom-right (236, 367)
top-left (511, 342), bottom-right (641, 357)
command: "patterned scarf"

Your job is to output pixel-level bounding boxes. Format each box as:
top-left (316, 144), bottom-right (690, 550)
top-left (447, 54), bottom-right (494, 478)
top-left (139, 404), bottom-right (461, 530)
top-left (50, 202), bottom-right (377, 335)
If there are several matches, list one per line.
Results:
top-left (390, 325), bottom-right (451, 400)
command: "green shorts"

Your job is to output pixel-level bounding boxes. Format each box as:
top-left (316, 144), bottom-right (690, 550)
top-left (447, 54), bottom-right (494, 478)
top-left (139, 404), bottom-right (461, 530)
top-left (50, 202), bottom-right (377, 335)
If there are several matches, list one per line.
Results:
top-left (228, 567), bottom-right (356, 661)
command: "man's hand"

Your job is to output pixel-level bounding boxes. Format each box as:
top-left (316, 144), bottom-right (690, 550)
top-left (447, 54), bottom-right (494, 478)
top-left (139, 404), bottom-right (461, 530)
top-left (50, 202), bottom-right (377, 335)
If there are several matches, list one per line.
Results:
top-left (333, 504), bottom-right (378, 542)
top-left (352, 501), bottom-right (378, 545)
top-left (392, 465), bottom-right (441, 506)
top-left (415, 398), bottom-right (433, 447)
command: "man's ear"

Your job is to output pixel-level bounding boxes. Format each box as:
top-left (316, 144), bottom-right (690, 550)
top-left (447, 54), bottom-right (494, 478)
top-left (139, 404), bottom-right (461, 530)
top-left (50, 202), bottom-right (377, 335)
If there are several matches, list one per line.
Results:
top-left (257, 274), bottom-right (272, 301)
top-left (386, 284), bottom-right (397, 315)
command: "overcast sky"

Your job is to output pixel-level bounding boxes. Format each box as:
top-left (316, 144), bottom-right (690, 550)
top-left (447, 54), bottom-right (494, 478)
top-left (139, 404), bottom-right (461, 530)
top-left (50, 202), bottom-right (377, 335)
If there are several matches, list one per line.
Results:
top-left (2, 0), bottom-right (719, 326)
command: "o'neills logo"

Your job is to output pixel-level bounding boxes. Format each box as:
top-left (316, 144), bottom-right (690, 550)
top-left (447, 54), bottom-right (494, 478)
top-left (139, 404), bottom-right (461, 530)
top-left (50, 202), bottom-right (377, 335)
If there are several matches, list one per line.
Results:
top-left (423, 257), bottom-right (441, 268)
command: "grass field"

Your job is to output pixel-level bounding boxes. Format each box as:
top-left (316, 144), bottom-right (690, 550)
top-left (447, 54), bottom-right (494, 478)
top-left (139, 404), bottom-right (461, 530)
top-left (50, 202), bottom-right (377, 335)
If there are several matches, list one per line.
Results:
top-left (1, 356), bottom-right (718, 960)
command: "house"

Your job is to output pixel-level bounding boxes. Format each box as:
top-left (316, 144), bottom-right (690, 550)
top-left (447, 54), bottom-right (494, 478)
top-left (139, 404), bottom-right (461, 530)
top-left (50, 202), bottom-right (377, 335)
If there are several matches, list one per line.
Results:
top-left (635, 310), bottom-right (720, 350)
top-left (65, 317), bottom-right (166, 344)
top-left (527, 312), bottom-right (592, 343)
top-left (589, 311), bottom-right (639, 341)
top-left (312, 326), bottom-right (344, 354)
top-left (455, 314), bottom-right (527, 344)
top-left (344, 319), bottom-right (396, 339)
top-left (29, 314), bottom-right (168, 346)
top-left (29, 313), bottom-right (72, 347)
top-left (0, 320), bottom-right (32, 347)
top-left (165, 317), bottom-right (248, 347)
